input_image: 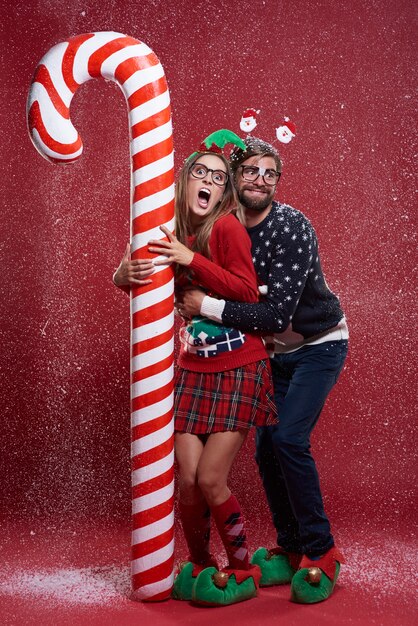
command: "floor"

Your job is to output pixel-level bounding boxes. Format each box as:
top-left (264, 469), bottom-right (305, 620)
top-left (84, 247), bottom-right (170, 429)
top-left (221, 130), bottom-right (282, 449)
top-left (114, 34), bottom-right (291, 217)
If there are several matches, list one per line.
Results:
top-left (1, 517), bottom-right (416, 626)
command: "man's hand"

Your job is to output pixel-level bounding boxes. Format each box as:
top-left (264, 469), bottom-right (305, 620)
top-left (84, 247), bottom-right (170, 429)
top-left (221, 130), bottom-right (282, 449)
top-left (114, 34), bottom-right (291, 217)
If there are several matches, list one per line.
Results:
top-left (148, 225), bottom-right (194, 266)
top-left (113, 243), bottom-right (155, 287)
top-left (179, 288), bottom-right (206, 317)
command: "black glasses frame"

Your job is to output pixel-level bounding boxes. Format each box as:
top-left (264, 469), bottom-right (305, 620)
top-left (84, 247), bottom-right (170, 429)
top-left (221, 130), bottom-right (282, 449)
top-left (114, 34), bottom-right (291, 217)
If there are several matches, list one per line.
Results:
top-left (189, 162), bottom-right (229, 187)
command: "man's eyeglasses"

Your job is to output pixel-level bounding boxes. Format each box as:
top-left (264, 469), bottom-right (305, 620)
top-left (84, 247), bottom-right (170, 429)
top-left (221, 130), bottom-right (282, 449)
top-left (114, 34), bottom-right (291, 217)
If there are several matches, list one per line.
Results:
top-left (239, 165), bottom-right (281, 186)
top-left (189, 163), bottom-right (228, 187)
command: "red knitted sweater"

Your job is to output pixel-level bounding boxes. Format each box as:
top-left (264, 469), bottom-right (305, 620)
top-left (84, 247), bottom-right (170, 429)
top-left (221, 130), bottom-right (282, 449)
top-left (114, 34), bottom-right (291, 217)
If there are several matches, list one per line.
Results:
top-left (178, 213), bottom-right (267, 373)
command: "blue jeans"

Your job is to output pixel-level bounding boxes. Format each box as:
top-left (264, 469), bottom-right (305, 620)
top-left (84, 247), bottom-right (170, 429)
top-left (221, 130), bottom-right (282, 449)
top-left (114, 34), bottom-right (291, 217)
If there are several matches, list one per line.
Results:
top-left (255, 340), bottom-right (348, 558)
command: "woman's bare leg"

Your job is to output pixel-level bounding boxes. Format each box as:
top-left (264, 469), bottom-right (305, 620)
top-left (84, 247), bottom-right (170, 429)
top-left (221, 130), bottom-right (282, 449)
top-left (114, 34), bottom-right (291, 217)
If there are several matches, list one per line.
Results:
top-left (197, 430), bottom-right (250, 569)
top-left (197, 430), bottom-right (247, 507)
top-left (175, 432), bottom-right (205, 504)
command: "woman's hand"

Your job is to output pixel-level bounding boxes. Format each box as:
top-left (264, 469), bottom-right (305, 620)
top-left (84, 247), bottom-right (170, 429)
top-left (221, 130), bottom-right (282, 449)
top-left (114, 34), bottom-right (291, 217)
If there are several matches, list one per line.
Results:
top-left (113, 243), bottom-right (155, 287)
top-left (148, 225), bottom-right (194, 266)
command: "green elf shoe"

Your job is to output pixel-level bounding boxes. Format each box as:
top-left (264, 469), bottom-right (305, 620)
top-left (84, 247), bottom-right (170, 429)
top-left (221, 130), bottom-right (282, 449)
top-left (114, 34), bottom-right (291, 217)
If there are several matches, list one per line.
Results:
top-left (172, 561), bottom-right (196, 601)
top-left (172, 557), bottom-right (219, 601)
top-left (192, 565), bottom-right (261, 606)
top-left (251, 547), bottom-right (302, 586)
top-left (290, 546), bottom-right (344, 604)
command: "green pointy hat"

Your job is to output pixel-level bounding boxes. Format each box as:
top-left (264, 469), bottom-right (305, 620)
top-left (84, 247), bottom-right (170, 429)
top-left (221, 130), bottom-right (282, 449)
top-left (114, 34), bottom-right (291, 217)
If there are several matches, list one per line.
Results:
top-left (188, 129), bottom-right (246, 161)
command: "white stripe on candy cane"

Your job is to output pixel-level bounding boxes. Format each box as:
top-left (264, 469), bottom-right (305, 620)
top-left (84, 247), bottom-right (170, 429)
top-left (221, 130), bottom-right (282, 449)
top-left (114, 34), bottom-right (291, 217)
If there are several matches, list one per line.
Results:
top-left (130, 91), bottom-right (171, 126)
top-left (132, 451), bottom-right (174, 486)
top-left (132, 513), bottom-right (174, 542)
top-left (123, 64), bottom-right (166, 97)
top-left (131, 366), bottom-right (173, 397)
top-left (132, 184), bottom-right (175, 219)
top-left (100, 43), bottom-right (154, 77)
top-left (131, 312), bottom-right (173, 345)
top-left (131, 421), bottom-right (173, 457)
top-left (131, 340), bottom-right (174, 372)
top-left (132, 481), bottom-right (175, 515)
top-left (131, 539), bottom-right (175, 574)
top-left (131, 280), bottom-right (174, 313)
top-left (131, 395), bottom-right (173, 428)
top-left (130, 120), bottom-right (173, 155)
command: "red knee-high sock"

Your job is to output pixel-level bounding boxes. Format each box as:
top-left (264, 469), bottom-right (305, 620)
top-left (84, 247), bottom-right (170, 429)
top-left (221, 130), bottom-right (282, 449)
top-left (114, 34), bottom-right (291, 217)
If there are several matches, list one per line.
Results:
top-left (179, 499), bottom-right (212, 565)
top-left (211, 493), bottom-right (249, 569)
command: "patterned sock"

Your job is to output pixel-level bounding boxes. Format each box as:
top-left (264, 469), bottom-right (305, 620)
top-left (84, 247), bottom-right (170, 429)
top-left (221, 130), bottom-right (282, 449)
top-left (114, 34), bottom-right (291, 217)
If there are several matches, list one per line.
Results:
top-left (179, 500), bottom-right (211, 565)
top-left (211, 493), bottom-right (249, 569)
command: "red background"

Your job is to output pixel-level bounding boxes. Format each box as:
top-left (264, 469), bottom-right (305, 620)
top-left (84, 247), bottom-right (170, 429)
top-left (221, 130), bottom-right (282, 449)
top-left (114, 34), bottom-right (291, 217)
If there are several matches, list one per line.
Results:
top-left (1, 1), bottom-right (416, 624)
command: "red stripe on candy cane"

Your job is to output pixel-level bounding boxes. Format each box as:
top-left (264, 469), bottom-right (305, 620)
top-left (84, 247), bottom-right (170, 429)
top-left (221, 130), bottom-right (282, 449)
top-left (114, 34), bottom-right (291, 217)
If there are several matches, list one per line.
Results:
top-left (134, 171), bottom-right (175, 202)
top-left (132, 442), bottom-right (174, 475)
top-left (133, 137), bottom-right (173, 168)
top-left (61, 34), bottom-right (95, 91)
top-left (128, 75), bottom-right (168, 110)
top-left (132, 411), bottom-right (173, 440)
top-left (131, 381), bottom-right (173, 413)
top-left (132, 528), bottom-right (173, 559)
top-left (133, 470), bottom-right (174, 501)
top-left (132, 107), bottom-right (172, 139)
top-left (27, 31), bottom-right (175, 602)
top-left (87, 37), bottom-right (141, 77)
top-left (133, 498), bottom-right (174, 528)
top-left (133, 203), bottom-right (175, 233)
top-left (117, 53), bottom-right (161, 85)
top-left (31, 65), bottom-right (70, 119)
top-left (28, 101), bottom-right (82, 156)
top-left (132, 330), bottom-right (174, 357)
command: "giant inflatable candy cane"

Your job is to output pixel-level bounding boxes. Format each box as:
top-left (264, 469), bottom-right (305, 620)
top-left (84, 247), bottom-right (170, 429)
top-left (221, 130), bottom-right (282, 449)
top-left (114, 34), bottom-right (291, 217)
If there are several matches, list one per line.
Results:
top-left (26, 32), bottom-right (175, 601)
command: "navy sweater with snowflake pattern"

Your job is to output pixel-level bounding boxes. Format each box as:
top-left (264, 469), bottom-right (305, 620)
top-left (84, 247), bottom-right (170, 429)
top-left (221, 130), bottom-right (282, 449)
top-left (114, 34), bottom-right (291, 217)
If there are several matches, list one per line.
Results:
top-left (220, 202), bottom-right (345, 340)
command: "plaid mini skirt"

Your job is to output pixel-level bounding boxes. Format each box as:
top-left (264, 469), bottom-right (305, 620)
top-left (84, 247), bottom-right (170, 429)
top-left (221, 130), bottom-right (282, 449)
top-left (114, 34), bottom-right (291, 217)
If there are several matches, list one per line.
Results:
top-left (174, 359), bottom-right (278, 434)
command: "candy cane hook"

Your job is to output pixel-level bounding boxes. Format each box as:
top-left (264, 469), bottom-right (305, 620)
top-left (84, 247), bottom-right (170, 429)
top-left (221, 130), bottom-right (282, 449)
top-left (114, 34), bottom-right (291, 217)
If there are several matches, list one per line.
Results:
top-left (26, 32), bottom-right (175, 601)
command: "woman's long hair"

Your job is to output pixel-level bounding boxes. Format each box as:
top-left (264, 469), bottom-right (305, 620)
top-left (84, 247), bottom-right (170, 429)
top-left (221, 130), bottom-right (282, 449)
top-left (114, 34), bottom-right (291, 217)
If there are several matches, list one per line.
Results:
top-left (175, 152), bottom-right (244, 261)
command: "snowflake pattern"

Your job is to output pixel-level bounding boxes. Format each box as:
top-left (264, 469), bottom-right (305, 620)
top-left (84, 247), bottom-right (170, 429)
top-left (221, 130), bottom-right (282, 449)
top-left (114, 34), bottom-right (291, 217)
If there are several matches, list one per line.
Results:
top-left (222, 202), bottom-right (343, 339)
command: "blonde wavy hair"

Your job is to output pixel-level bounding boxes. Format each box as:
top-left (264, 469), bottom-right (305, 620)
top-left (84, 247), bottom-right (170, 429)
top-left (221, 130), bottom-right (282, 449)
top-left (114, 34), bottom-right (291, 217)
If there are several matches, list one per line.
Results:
top-left (175, 152), bottom-right (244, 261)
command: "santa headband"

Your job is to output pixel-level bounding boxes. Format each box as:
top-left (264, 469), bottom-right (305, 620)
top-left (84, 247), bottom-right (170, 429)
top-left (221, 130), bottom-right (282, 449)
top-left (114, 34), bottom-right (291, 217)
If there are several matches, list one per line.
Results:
top-left (281, 116), bottom-right (296, 136)
top-left (242, 108), bottom-right (260, 118)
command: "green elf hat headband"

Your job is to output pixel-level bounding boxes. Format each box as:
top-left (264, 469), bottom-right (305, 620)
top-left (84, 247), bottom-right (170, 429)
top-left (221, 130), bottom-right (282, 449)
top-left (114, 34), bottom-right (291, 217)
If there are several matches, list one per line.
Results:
top-left (188, 129), bottom-right (247, 161)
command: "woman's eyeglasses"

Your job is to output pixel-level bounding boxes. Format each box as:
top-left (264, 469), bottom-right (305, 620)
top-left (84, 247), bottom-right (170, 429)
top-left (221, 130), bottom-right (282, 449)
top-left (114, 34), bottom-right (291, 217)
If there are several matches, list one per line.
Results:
top-left (190, 163), bottom-right (228, 187)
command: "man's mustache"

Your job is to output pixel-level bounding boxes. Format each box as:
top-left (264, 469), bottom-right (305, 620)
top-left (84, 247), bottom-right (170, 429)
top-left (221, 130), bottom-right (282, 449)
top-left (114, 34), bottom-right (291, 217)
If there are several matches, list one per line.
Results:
top-left (241, 185), bottom-right (271, 193)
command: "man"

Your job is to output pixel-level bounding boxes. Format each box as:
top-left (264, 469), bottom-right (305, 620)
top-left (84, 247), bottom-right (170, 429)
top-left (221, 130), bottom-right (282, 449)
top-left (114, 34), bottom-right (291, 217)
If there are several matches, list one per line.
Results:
top-left (113, 137), bottom-right (348, 604)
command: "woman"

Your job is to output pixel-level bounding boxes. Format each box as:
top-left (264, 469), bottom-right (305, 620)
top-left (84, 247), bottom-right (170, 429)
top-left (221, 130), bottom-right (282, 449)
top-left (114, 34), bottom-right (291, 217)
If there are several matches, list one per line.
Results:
top-left (114, 130), bottom-right (277, 606)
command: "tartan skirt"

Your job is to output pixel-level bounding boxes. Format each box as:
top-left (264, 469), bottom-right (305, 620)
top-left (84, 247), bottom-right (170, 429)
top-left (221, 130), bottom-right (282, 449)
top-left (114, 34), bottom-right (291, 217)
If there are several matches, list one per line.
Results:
top-left (174, 359), bottom-right (278, 434)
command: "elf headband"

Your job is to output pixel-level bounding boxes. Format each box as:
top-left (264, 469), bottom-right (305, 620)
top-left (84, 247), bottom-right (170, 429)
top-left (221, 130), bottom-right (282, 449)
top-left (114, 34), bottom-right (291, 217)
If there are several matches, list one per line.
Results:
top-left (188, 129), bottom-right (246, 161)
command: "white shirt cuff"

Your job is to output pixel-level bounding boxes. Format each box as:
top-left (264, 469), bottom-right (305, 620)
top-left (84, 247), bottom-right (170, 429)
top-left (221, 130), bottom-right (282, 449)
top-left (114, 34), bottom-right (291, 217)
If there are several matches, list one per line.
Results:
top-left (200, 296), bottom-right (225, 323)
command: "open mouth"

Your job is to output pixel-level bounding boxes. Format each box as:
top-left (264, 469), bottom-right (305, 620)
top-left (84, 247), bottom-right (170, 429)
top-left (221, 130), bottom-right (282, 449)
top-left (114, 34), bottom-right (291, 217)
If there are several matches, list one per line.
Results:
top-left (198, 188), bottom-right (211, 208)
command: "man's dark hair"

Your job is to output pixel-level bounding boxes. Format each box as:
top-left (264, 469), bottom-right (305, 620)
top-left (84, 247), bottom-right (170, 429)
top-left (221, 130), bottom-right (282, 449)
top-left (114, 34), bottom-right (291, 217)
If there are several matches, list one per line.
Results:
top-left (230, 136), bottom-right (282, 174)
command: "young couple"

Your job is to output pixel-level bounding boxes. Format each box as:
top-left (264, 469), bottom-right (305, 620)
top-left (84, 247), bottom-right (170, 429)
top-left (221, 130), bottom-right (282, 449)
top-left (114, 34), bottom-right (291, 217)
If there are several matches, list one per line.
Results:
top-left (114, 130), bottom-right (348, 606)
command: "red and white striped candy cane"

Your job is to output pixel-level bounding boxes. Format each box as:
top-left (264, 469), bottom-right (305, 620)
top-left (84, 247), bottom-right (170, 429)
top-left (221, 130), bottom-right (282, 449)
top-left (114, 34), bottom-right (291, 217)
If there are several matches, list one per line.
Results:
top-left (26, 32), bottom-right (175, 601)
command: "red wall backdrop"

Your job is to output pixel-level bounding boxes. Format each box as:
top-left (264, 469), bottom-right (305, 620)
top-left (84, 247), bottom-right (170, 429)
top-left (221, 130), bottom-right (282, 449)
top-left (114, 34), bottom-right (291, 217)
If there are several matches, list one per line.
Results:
top-left (1, 0), bottom-right (416, 539)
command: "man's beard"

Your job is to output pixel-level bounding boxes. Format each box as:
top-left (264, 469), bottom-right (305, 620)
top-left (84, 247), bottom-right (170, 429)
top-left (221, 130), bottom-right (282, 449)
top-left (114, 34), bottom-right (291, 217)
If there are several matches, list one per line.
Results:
top-left (237, 186), bottom-right (274, 212)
